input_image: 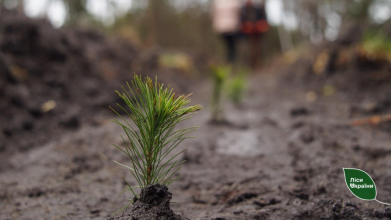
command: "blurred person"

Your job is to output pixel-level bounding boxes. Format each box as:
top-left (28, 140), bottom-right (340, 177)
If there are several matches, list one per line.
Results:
top-left (212, 0), bottom-right (241, 64)
top-left (240, 0), bottom-right (269, 69)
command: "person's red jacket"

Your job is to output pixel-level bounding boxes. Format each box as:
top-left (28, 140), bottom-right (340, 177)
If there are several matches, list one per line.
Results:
top-left (241, 19), bottom-right (269, 35)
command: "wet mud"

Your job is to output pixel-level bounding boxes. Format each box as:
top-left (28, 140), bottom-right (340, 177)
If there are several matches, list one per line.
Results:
top-left (1, 8), bottom-right (391, 220)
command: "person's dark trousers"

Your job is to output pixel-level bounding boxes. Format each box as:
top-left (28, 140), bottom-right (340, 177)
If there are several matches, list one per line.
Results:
top-left (221, 33), bottom-right (237, 64)
top-left (248, 33), bottom-right (262, 69)
top-left (249, 34), bottom-right (259, 69)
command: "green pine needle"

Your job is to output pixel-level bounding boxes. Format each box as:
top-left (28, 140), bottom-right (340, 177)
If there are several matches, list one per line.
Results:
top-left (110, 75), bottom-right (202, 196)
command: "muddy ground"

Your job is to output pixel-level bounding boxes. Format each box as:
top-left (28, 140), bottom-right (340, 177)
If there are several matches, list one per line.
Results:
top-left (1, 9), bottom-right (391, 220)
top-left (1, 71), bottom-right (391, 219)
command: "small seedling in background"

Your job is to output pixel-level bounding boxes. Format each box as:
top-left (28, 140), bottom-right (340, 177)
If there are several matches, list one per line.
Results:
top-left (361, 30), bottom-right (391, 56)
top-left (227, 68), bottom-right (248, 105)
top-left (110, 75), bottom-right (202, 212)
top-left (210, 65), bottom-right (230, 122)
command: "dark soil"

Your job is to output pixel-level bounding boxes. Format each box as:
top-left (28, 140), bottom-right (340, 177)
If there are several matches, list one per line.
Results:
top-left (1, 8), bottom-right (391, 220)
top-left (0, 8), bottom-right (138, 157)
top-left (108, 184), bottom-right (188, 220)
top-left (0, 8), bottom-right (200, 171)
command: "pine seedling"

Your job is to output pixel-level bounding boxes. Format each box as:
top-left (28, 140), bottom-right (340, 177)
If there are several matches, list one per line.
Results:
top-left (110, 75), bottom-right (202, 211)
top-left (210, 65), bottom-right (230, 122)
top-left (227, 68), bottom-right (248, 105)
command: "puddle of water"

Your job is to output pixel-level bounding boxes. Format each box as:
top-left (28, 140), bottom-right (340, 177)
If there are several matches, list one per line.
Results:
top-left (216, 130), bottom-right (262, 157)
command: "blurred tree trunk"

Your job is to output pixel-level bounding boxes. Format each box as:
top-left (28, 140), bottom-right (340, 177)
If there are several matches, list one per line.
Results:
top-left (44, 0), bottom-right (53, 19)
top-left (16, 0), bottom-right (24, 14)
top-left (146, 0), bottom-right (158, 46)
top-left (277, 25), bottom-right (293, 53)
top-left (278, 0), bottom-right (294, 52)
top-left (355, 0), bottom-right (371, 21)
top-left (64, 0), bottom-right (88, 25)
top-left (146, 0), bottom-right (173, 47)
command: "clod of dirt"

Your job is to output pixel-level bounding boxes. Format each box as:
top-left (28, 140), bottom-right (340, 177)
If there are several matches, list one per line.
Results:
top-left (28, 187), bottom-right (45, 198)
top-left (253, 198), bottom-right (281, 208)
top-left (300, 131), bottom-right (315, 144)
top-left (59, 115), bottom-right (80, 129)
top-left (227, 192), bottom-right (258, 205)
top-left (108, 184), bottom-right (188, 220)
top-left (290, 107), bottom-right (310, 117)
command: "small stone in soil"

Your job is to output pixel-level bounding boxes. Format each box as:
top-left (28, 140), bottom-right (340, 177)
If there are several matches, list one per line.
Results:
top-left (227, 192), bottom-right (258, 205)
